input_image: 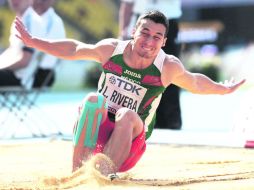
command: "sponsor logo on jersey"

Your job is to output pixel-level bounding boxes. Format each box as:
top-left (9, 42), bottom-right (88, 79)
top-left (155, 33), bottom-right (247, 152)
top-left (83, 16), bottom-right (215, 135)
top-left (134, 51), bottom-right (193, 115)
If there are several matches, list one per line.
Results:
top-left (122, 76), bottom-right (141, 85)
top-left (123, 69), bottom-right (141, 79)
top-left (101, 73), bottom-right (147, 113)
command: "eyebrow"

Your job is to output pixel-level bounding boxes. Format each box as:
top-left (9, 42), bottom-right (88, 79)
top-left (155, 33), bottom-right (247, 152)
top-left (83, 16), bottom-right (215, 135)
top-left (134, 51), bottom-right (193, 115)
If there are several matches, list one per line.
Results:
top-left (142, 28), bottom-right (164, 37)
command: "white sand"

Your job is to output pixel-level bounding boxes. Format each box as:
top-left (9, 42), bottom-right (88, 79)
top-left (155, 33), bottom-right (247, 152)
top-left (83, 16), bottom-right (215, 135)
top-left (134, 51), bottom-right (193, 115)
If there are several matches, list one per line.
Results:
top-left (0, 140), bottom-right (254, 190)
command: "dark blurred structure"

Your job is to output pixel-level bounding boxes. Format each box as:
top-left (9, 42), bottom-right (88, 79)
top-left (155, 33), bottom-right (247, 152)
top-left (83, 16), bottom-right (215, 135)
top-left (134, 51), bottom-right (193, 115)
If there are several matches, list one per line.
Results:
top-left (200, 6), bottom-right (254, 49)
top-left (180, 0), bottom-right (254, 50)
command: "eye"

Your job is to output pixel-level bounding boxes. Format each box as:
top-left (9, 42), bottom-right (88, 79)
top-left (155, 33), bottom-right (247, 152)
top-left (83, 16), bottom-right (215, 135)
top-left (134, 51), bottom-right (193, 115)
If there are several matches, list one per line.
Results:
top-left (154, 36), bottom-right (161, 40)
top-left (140, 32), bottom-right (149, 37)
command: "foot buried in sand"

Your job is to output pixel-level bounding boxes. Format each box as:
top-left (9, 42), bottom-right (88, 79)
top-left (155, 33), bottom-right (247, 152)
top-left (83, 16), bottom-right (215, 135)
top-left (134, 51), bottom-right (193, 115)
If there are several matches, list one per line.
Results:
top-left (43, 153), bottom-right (119, 189)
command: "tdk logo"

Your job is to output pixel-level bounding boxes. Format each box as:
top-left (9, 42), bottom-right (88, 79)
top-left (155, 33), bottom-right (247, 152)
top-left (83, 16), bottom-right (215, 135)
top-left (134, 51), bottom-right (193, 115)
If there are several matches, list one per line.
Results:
top-left (109, 76), bottom-right (116, 84)
top-left (116, 78), bottom-right (142, 96)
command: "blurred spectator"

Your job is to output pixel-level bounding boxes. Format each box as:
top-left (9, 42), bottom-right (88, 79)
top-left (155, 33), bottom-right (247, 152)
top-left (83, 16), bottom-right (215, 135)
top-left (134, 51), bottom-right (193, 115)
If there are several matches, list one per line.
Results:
top-left (119, 0), bottom-right (183, 129)
top-left (32, 0), bottom-right (66, 87)
top-left (0, 0), bottom-right (65, 88)
top-left (0, 0), bottom-right (43, 88)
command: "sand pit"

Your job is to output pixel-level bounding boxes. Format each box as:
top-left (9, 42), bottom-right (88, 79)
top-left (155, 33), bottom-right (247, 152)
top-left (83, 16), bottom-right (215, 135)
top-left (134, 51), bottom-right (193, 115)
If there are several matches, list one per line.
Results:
top-left (0, 140), bottom-right (254, 190)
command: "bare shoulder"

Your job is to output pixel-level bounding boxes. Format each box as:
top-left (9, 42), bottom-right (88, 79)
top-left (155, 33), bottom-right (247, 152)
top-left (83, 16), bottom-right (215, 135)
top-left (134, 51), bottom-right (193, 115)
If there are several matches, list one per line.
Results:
top-left (163, 54), bottom-right (184, 72)
top-left (96, 38), bottom-right (120, 48)
top-left (95, 38), bottom-right (121, 63)
top-left (161, 54), bottom-right (186, 86)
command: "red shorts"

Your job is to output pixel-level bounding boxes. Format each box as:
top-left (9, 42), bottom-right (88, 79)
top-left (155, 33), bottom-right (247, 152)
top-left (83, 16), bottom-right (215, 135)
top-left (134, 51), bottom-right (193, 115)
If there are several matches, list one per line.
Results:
top-left (93, 116), bottom-right (146, 172)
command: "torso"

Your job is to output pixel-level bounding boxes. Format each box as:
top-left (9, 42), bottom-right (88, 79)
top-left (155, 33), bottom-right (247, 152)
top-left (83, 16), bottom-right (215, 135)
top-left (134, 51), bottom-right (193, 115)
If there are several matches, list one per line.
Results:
top-left (98, 40), bottom-right (167, 139)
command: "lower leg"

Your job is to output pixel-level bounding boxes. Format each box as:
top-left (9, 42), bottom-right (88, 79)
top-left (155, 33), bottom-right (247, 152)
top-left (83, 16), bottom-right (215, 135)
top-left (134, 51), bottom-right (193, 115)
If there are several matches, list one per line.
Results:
top-left (99, 124), bottom-right (132, 175)
top-left (101, 108), bottom-right (143, 174)
top-left (72, 146), bottom-right (93, 171)
top-left (103, 124), bottom-right (132, 171)
top-left (72, 93), bottom-right (107, 172)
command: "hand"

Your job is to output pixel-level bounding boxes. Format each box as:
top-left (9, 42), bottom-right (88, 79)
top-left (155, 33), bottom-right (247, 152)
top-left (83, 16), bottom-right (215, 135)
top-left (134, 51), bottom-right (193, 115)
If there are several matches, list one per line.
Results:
top-left (219, 77), bottom-right (246, 94)
top-left (14, 16), bottom-right (33, 47)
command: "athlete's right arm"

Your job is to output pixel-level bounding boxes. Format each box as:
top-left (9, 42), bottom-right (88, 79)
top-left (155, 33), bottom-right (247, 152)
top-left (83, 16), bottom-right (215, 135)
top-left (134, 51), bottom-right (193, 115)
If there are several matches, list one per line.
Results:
top-left (14, 17), bottom-right (115, 63)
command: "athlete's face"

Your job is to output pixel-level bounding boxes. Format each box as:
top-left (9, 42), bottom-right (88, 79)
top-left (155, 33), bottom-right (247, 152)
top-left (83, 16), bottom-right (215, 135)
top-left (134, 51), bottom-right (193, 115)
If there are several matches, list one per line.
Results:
top-left (132, 19), bottom-right (167, 59)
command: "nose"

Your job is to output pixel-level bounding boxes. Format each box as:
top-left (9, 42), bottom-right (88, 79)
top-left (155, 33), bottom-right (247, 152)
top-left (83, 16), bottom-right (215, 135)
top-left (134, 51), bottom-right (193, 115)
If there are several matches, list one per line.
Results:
top-left (145, 35), bottom-right (155, 46)
top-left (147, 35), bottom-right (154, 42)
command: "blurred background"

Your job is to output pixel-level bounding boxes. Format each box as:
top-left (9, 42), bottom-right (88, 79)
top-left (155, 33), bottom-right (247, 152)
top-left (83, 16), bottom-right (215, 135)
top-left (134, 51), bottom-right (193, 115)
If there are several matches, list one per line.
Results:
top-left (0, 0), bottom-right (253, 140)
top-left (0, 0), bottom-right (253, 90)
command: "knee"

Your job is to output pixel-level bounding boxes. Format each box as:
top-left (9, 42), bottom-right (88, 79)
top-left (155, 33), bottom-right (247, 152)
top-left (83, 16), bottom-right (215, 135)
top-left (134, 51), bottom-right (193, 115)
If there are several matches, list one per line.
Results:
top-left (115, 108), bottom-right (143, 137)
top-left (80, 93), bottom-right (107, 111)
top-left (73, 93), bottom-right (107, 147)
top-left (83, 92), bottom-right (104, 104)
top-left (116, 108), bottom-right (142, 127)
top-left (77, 93), bottom-right (108, 122)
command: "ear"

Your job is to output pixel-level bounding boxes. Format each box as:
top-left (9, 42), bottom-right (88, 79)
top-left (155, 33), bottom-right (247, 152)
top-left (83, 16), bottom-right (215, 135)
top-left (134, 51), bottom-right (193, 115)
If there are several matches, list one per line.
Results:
top-left (162, 37), bottom-right (167, 47)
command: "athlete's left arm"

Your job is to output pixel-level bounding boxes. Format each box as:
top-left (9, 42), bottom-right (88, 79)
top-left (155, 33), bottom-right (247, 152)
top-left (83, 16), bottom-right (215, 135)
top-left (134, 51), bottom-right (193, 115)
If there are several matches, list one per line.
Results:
top-left (164, 56), bottom-right (245, 95)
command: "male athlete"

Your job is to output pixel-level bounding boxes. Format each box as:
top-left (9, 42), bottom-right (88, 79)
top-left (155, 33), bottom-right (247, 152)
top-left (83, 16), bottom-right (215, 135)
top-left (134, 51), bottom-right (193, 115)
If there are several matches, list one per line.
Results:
top-left (15, 11), bottom-right (245, 178)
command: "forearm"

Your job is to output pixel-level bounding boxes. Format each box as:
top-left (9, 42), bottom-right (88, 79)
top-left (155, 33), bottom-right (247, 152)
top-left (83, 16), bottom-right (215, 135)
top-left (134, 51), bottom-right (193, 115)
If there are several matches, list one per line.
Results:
top-left (29, 37), bottom-right (80, 60)
top-left (15, 17), bottom-right (83, 60)
top-left (191, 73), bottom-right (229, 95)
top-left (168, 58), bottom-right (244, 95)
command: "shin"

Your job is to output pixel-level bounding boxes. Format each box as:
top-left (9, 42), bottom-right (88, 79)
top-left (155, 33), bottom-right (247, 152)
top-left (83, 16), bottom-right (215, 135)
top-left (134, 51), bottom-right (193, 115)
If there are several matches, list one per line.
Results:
top-left (72, 93), bottom-right (107, 171)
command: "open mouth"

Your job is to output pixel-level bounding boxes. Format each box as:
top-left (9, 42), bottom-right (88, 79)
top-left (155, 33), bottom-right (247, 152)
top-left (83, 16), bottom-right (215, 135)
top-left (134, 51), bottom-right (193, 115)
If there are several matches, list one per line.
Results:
top-left (141, 45), bottom-right (153, 51)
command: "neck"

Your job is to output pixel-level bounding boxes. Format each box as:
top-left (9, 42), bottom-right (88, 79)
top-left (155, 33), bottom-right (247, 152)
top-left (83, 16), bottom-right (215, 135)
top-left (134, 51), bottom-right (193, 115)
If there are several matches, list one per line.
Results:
top-left (125, 43), bottom-right (155, 69)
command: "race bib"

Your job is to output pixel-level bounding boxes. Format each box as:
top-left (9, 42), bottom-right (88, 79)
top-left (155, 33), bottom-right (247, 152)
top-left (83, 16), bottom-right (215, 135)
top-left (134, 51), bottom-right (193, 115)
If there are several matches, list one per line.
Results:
top-left (101, 73), bottom-right (147, 114)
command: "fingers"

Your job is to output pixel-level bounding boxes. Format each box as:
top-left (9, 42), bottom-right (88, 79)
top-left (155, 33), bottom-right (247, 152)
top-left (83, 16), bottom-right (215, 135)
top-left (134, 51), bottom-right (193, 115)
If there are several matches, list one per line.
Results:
top-left (226, 77), bottom-right (235, 86)
top-left (235, 79), bottom-right (246, 87)
top-left (14, 19), bottom-right (23, 40)
top-left (14, 17), bottom-right (25, 32)
top-left (229, 77), bottom-right (235, 84)
top-left (14, 16), bottom-right (29, 34)
top-left (15, 34), bottom-right (21, 41)
top-left (219, 78), bottom-right (245, 94)
top-left (220, 77), bottom-right (245, 88)
top-left (14, 16), bottom-right (24, 29)
top-left (14, 17), bottom-right (32, 45)
top-left (14, 16), bottom-right (21, 23)
top-left (228, 78), bottom-right (246, 94)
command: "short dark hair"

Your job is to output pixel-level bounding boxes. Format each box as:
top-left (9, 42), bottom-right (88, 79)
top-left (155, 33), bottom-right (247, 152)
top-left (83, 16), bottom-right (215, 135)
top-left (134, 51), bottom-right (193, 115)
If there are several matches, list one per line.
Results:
top-left (136, 10), bottom-right (169, 37)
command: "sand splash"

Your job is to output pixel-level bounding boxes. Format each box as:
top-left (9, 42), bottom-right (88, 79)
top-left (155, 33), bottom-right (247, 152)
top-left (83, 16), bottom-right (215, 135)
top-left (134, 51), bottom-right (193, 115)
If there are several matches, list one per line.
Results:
top-left (42, 153), bottom-right (131, 189)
